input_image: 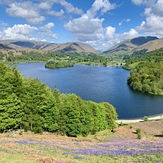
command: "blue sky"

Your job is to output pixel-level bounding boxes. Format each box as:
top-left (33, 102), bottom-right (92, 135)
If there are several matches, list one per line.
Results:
top-left (0, 0), bottom-right (163, 51)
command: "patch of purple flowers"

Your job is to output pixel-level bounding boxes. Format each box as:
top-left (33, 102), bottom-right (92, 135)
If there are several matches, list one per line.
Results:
top-left (1, 137), bottom-right (163, 157)
top-left (72, 138), bottom-right (163, 156)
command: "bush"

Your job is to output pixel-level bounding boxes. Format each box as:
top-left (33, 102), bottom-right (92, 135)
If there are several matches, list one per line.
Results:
top-left (144, 116), bottom-right (148, 121)
top-left (136, 128), bottom-right (141, 134)
top-left (137, 133), bottom-right (142, 139)
top-left (136, 128), bottom-right (142, 139)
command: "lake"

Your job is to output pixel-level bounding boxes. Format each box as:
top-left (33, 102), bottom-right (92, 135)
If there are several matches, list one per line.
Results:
top-left (17, 63), bottom-right (163, 119)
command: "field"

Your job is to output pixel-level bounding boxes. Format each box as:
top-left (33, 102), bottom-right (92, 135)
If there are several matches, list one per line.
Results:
top-left (0, 119), bottom-right (163, 163)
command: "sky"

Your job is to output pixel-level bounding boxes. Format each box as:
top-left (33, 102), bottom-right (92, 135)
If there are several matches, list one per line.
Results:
top-left (0, 0), bottom-right (163, 51)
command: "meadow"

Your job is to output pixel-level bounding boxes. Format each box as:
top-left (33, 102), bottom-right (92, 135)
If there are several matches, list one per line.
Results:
top-left (0, 119), bottom-right (163, 163)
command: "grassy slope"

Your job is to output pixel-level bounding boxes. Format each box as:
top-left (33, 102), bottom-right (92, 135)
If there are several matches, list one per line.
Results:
top-left (0, 119), bottom-right (163, 163)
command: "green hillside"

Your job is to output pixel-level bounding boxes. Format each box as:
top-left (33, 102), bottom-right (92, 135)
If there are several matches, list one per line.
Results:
top-left (124, 48), bottom-right (163, 95)
top-left (0, 62), bottom-right (117, 137)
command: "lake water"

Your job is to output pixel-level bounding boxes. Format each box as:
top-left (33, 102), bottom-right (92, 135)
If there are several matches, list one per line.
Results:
top-left (17, 63), bottom-right (163, 119)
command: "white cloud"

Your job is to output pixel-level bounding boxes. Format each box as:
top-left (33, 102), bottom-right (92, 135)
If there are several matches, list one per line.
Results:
top-left (5, 0), bottom-right (84, 24)
top-left (118, 19), bottom-right (131, 26)
top-left (27, 16), bottom-right (46, 24)
top-left (132, 0), bottom-right (144, 5)
top-left (39, 22), bottom-right (58, 39)
top-left (59, 0), bottom-right (83, 15)
top-left (121, 28), bottom-right (139, 39)
top-left (65, 15), bottom-right (104, 37)
top-left (42, 0), bottom-right (83, 15)
top-left (38, 2), bottom-right (52, 10)
top-left (136, 15), bottom-right (163, 37)
top-left (48, 9), bottom-right (64, 17)
top-left (6, 2), bottom-right (45, 24)
top-left (65, 17), bottom-right (105, 42)
top-left (150, 0), bottom-right (163, 15)
top-left (44, 22), bottom-right (55, 29)
top-left (0, 0), bottom-right (14, 5)
top-left (105, 26), bottom-right (116, 38)
top-left (90, 0), bottom-right (116, 16)
top-left (0, 21), bottom-right (8, 29)
top-left (0, 24), bottom-right (38, 40)
top-left (132, 0), bottom-right (155, 6)
top-left (64, 0), bottom-right (116, 44)
top-left (134, 0), bottom-right (163, 38)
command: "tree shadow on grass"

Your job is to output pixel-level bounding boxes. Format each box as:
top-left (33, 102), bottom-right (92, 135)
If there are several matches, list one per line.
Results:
top-left (154, 135), bottom-right (163, 138)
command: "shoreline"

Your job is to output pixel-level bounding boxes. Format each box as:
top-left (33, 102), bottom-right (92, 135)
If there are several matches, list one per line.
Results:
top-left (116, 114), bottom-right (163, 124)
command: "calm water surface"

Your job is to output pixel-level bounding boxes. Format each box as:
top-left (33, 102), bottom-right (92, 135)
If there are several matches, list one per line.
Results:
top-left (17, 63), bottom-right (163, 119)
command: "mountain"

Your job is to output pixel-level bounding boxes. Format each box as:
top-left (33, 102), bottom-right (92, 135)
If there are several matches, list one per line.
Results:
top-left (0, 43), bottom-right (13, 50)
top-left (0, 40), bottom-right (98, 54)
top-left (103, 36), bottom-right (159, 56)
top-left (135, 38), bottom-right (163, 52)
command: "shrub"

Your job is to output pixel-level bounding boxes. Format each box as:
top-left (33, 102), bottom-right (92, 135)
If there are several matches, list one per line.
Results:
top-left (136, 128), bottom-right (142, 139)
top-left (136, 128), bottom-right (141, 134)
top-left (137, 133), bottom-right (142, 139)
top-left (144, 116), bottom-right (148, 121)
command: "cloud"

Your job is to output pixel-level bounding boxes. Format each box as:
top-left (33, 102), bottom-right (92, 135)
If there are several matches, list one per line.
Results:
top-left (132, 0), bottom-right (155, 6)
top-left (6, 2), bottom-right (45, 24)
top-left (58, 0), bottom-right (83, 15)
top-left (41, 0), bottom-right (83, 15)
top-left (89, 0), bottom-right (116, 17)
top-left (149, 0), bottom-right (163, 15)
top-left (5, 0), bottom-right (83, 24)
top-left (0, 0), bottom-right (14, 5)
top-left (65, 14), bottom-right (104, 41)
top-left (134, 0), bottom-right (163, 37)
top-left (121, 28), bottom-right (139, 39)
top-left (64, 0), bottom-right (116, 42)
top-left (0, 24), bottom-right (38, 40)
top-left (118, 19), bottom-right (131, 26)
top-left (0, 23), bottom-right (58, 41)
top-left (105, 26), bottom-right (116, 38)
top-left (136, 15), bottom-right (163, 37)
top-left (39, 22), bottom-right (58, 39)
top-left (48, 9), bottom-right (64, 17)
top-left (132, 0), bottom-right (144, 5)
top-left (0, 21), bottom-right (8, 28)
top-left (38, 2), bottom-right (52, 10)
top-left (86, 28), bottom-right (139, 51)
top-left (64, 0), bottom-right (140, 51)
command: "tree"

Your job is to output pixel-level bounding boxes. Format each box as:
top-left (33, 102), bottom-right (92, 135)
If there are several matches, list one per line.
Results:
top-left (0, 93), bottom-right (23, 131)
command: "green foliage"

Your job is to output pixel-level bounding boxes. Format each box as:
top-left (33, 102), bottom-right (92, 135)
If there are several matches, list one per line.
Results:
top-left (137, 132), bottom-right (142, 139)
top-left (45, 60), bottom-right (74, 69)
top-left (144, 116), bottom-right (148, 121)
top-left (0, 62), bottom-right (118, 136)
top-left (136, 128), bottom-right (141, 134)
top-left (125, 48), bottom-right (163, 95)
top-left (0, 63), bottom-right (24, 132)
top-left (136, 128), bottom-right (142, 139)
top-left (1, 50), bottom-right (122, 66)
top-left (127, 61), bottom-right (163, 94)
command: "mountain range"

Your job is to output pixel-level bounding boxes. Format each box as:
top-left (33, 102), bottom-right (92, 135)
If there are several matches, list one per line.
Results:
top-left (103, 36), bottom-right (163, 56)
top-left (0, 36), bottom-right (163, 56)
top-left (0, 40), bottom-right (97, 54)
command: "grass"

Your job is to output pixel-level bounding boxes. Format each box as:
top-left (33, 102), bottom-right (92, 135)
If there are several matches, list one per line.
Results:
top-left (127, 61), bottom-right (144, 69)
top-left (0, 120), bottom-right (163, 163)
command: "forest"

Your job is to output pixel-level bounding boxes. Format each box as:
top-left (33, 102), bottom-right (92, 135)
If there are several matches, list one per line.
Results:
top-left (0, 50), bottom-right (121, 66)
top-left (45, 60), bottom-right (74, 68)
top-left (0, 62), bottom-right (118, 137)
top-left (124, 48), bottom-right (163, 95)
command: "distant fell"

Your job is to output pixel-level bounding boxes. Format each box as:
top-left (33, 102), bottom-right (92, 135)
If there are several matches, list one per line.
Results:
top-left (130, 36), bottom-right (158, 46)
top-left (136, 38), bottom-right (163, 52)
top-left (0, 40), bottom-right (98, 54)
top-left (0, 43), bottom-right (13, 50)
top-left (103, 36), bottom-right (159, 56)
